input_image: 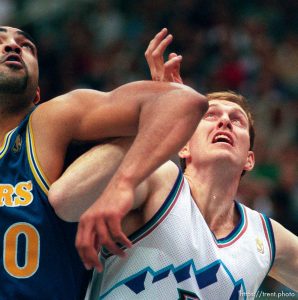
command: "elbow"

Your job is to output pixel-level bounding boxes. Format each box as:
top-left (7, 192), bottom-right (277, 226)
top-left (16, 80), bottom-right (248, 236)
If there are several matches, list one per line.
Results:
top-left (48, 182), bottom-right (76, 222)
top-left (185, 86), bottom-right (208, 117)
top-left (176, 85), bottom-right (209, 122)
top-left (197, 92), bottom-right (209, 116)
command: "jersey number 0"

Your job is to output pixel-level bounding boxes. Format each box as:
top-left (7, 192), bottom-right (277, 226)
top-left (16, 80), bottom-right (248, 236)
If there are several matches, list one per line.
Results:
top-left (3, 222), bottom-right (40, 278)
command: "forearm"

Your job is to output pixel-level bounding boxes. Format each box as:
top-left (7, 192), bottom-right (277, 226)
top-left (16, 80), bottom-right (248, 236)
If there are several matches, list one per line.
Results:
top-left (49, 139), bottom-right (132, 221)
top-left (109, 84), bottom-right (208, 190)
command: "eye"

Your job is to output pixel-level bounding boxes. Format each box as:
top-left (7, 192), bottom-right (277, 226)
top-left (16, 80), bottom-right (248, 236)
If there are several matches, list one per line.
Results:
top-left (231, 118), bottom-right (241, 125)
top-left (21, 42), bottom-right (35, 52)
top-left (204, 112), bottom-right (216, 120)
top-left (231, 117), bottom-right (246, 127)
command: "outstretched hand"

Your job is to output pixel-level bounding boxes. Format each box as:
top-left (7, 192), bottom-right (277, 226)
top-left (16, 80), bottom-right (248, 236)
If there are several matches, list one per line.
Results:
top-left (145, 28), bottom-right (183, 83)
top-left (75, 180), bottom-right (133, 272)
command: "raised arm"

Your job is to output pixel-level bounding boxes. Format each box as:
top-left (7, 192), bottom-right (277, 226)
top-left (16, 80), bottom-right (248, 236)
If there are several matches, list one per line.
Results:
top-left (269, 219), bottom-right (298, 291)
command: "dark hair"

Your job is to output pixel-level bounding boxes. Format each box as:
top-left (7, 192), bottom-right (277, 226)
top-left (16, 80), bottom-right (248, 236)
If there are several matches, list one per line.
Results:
top-left (180, 91), bottom-right (255, 173)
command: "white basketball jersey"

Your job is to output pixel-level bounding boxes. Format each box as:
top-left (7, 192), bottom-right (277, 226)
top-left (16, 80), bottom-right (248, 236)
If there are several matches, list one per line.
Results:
top-left (86, 171), bottom-right (275, 300)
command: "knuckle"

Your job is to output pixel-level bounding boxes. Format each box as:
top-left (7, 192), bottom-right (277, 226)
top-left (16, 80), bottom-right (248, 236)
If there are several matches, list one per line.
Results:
top-left (152, 51), bottom-right (159, 58)
top-left (79, 213), bottom-right (92, 223)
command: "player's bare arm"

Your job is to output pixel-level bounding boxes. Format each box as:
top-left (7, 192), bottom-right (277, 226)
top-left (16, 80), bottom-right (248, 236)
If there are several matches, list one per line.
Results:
top-left (269, 219), bottom-right (298, 291)
top-left (49, 28), bottom-right (183, 220)
top-left (34, 80), bottom-right (207, 272)
top-left (32, 81), bottom-right (206, 182)
top-left (74, 83), bottom-right (207, 271)
top-left (49, 138), bottom-right (132, 221)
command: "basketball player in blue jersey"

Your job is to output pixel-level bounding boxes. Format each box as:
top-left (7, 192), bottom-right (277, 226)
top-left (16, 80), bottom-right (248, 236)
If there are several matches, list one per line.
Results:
top-left (0, 26), bottom-right (208, 299)
top-left (51, 29), bottom-right (298, 299)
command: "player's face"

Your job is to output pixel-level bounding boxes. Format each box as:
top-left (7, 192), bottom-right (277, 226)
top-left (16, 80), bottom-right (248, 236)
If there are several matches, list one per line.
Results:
top-left (0, 26), bottom-right (38, 101)
top-left (182, 100), bottom-right (254, 173)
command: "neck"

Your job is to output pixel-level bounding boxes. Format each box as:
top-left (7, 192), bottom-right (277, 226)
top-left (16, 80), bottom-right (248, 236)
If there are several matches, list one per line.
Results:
top-left (184, 162), bottom-right (242, 237)
top-left (0, 102), bottom-right (33, 142)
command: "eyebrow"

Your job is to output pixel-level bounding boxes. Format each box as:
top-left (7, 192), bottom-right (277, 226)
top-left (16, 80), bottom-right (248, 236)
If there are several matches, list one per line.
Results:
top-left (16, 30), bottom-right (37, 45)
top-left (0, 27), bottom-right (36, 45)
top-left (208, 103), bottom-right (248, 118)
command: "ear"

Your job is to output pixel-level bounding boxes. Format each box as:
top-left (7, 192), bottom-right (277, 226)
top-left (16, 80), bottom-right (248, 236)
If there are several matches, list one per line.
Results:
top-left (33, 87), bottom-right (41, 105)
top-left (243, 150), bottom-right (255, 171)
top-left (178, 143), bottom-right (191, 159)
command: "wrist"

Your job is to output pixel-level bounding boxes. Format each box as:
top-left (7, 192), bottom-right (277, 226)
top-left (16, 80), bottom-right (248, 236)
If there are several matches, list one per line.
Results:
top-left (109, 169), bottom-right (137, 192)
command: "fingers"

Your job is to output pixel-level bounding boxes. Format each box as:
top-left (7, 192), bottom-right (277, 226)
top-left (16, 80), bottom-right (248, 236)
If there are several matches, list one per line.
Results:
top-left (145, 28), bottom-right (168, 57)
top-left (145, 28), bottom-right (184, 83)
top-left (107, 217), bottom-right (132, 250)
top-left (168, 52), bottom-right (183, 83)
top-left (164, 54), bottom-right (183, 83)
top-left (76, 210), bottom-right (132, 273)
top-left (151, 34), bottom-right (173, 78)
top-left (145, 28), bottom-right (173, 81)
top-left (95, 220), bottom-right (126, 259)
top-left (76, 215), bottom-right (103, 271)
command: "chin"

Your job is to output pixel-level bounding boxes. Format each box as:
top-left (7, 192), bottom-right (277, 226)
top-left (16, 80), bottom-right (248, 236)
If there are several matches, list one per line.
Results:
top-left (208, 149), bottom-right (237, 164)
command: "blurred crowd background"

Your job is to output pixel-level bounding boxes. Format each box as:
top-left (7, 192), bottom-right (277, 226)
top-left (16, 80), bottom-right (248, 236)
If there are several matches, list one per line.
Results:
top-left (2, 0), bottom-right (297, 296)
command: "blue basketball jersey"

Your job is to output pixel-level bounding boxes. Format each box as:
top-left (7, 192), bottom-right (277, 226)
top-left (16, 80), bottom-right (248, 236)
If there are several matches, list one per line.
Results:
top-left (0, 110), bottom-right (90, 299)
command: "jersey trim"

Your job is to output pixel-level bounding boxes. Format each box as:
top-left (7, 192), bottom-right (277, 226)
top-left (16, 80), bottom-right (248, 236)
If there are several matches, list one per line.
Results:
top-left (0, 128), bottom-right (17, 159)
top-left (215, 202), bottom-right (248, 248)
top-left (26, 116), bottom-right (50, 195)
top-left (102, 170), bottom-right (184, 259)
top-left (259, 214), bottom-right (276, 270)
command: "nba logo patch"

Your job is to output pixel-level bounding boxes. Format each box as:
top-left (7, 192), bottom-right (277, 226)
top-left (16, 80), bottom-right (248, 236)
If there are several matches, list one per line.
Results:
top-left (256, 237), bottom-right (264, 254)
top-left (12, 134), bottom-right (22, 153)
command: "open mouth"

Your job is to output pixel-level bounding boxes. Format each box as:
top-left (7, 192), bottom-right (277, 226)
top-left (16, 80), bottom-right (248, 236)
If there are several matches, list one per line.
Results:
top-left (212, 133), bottom-right (233, 146)
top-left (4, 54), bottom-right (23, 67)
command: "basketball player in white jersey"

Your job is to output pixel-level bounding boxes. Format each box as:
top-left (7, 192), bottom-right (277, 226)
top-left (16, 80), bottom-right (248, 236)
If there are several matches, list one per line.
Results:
top-left (50, 29), bottom-right (298, 299)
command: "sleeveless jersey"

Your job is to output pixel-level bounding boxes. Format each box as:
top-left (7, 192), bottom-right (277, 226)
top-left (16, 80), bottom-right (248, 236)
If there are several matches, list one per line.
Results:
top-left (0, 111), bottom-right (90, 299)
top-left (87, 170), bottom-right (275, 300)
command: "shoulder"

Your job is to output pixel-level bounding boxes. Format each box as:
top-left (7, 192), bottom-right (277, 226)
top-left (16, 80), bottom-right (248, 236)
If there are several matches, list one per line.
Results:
top-left (133, 160), bottom-right (180, 206)
top-left (149, 160), bottom-right (181, 192)
top-left (140, 161), bottom-right (181, 219)
top-left (123, 161), bottom-right (181, 235)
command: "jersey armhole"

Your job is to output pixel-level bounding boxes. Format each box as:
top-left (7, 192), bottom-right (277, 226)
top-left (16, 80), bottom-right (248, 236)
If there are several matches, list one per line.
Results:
top-left (261, 214), bottom-right (276, 271)
top-left (26, 116), bottom-right (50, 196)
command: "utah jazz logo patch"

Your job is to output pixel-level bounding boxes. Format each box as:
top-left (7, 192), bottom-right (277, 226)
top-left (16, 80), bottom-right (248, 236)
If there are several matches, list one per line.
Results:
top-left (12, 134), bottom-right (22, 153)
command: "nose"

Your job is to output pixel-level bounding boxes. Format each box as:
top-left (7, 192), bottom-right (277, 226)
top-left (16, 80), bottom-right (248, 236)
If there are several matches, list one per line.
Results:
top-left (217, 115), bottom-right (232, 130)
top-left (4, 43), bottom-right (21, 54)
